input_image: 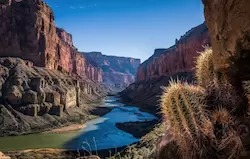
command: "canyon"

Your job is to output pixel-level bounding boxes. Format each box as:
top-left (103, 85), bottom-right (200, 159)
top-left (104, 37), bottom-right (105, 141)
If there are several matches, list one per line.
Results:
top-left (0, 0), bottom-right (102, 82)
top-left (0, 0), bottom-right (142, 137)
top-left (120, 22), bottom-right (211, 113)
top-left (83, 52), bottom-right (141, 92)
top-left (0, 0), bottom-right (107, 136)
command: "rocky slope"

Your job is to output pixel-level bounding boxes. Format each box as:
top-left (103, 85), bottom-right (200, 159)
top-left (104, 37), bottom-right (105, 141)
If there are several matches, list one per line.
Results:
top-left (0, 0), bottom-right (102, 82)
top-left (120, 23), bottom-right (210, 113)
top-left (83, 52), bottom-right (140, 92)
top-left (0, 0), bottom-right (106, 136)
top-left (0, 57), bottom-right (105, 136)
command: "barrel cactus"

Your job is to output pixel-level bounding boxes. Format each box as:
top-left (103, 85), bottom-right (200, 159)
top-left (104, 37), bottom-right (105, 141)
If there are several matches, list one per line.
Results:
top-left (160, 81), bottom-right (214, 158)
top-left (195, 47), bottom-right (214, 87)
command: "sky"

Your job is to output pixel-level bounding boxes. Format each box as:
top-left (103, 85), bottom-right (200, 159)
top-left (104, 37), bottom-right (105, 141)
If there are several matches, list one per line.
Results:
top-left (44, 0), bottom-right (205, 62)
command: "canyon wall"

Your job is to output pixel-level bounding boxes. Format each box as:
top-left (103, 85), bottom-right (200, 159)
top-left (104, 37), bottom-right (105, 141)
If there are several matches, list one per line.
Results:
top-left (0, 0), bottom-right (106, 135)
top-left (121, 23), bottom-right (210, 113)
top-left (83, 52), bottom-right (141, 92)
top-left (0, 57), bottom-right (106, 135)
top-left (0, 0), bottom-right (102, 82)
top-left (137, 23), bottom-right (210, 81)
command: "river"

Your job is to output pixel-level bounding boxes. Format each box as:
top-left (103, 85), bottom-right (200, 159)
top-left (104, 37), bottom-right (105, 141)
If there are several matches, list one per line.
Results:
top-left (0, 96), bottom-right (156, 151)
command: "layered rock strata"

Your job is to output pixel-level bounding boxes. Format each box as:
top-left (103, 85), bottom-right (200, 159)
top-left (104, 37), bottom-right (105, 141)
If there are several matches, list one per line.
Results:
top-left (121, 23), bottom-right (210, 113)
top-left (137, 23), bottom-right (210, 81)
top-left (83, 52), bottom-right (140, 92)
top-left (0, 0), bottom-right (102, 82)
top-left (0, 58), bottom-right (105, 135)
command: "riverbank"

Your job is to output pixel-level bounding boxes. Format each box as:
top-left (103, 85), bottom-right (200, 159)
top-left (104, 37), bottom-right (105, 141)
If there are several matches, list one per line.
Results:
top-left (42, 106), bottom-right (114, 134)
top-left (116, 119), bottom-right (159, 138)
top-left (4, 123), bottom-right (162, 159)
top-left (108, 124), bottom-right (165, 159)
top-left (0, 101), bottom-right (114, 137)
top-left (43, 124), bottom-right (86, 134)
top-left (0, 97), bottom-right (158, 159)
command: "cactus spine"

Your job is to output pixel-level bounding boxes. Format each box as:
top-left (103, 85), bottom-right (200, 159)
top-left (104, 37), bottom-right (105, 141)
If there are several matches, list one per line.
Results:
top-left (160, 81), bottom-right (213, 158)
top-left (159, 47), bottom-right (245, 159)
top-left (195, 47), bottom-right (214, 87)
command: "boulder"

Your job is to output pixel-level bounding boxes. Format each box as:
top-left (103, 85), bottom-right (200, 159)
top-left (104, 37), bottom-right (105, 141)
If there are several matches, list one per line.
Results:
top-left (64, 87), bottom-right (77, 109)
top-left (45, 92), bottom-right (61, 106)
top-left (5, 85), bottom-right (22, 105)
top-left (19, 104), bottom-right (39, 117)
top-left (30, 77), bottom-right (46, 92)
top-left (48, 105), bottom-right (63, 117)
top-left (37, 91), bottom-right (46, 104)
top-left (22, 90), bottom-right (38, 104)
top-left (39, 102), bottom-right (52, 115)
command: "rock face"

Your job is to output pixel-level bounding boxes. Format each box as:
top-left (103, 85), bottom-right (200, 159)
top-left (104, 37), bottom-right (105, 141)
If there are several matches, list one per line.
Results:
top-left (83, 52), bottom-right (141, 92)
top-left (56, 27), bottom-right (74, 47)
top-left (137, 23), bottom-right (210, 81)
top-left (202, 0), bottom-right (250, 90)
top-left (0, 58), bottom-right (105, 135)
top-left (121, 23), bottom-right (210, 113)
top-left (0, 0), bottom-right (106, 136)
top-left (0, 0), bottom-right (102, 82)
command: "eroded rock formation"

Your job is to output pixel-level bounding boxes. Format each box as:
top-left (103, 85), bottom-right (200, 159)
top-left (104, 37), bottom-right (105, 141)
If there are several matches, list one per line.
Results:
top-left (202, 1), bottom-right (250, 114)
top-left (0, 0), bottom-right (102, 82)
top-left (83, 52), bottom-right (140, 92)
top-left (137, 23), bottom-right (210, 81)
top-left (121, 23), bottom-right (210, 113)
top-left (0, 0), bottom-right (106, 135)
top-left (0, 58), bottom-right (105, 135)
top-left (203, 0), bottom-right (250, 81)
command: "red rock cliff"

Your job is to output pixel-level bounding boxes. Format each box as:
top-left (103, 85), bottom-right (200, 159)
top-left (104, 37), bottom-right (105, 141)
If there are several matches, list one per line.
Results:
top-left (56, 28), bottom-right (74, 47)
top-left (120, 23), bottom-right (211, 114)
top-left (83, 52), bottom-right (140, 91)
top-left (137, 23), bottom-right (210, 81)
top-left (0, 0), bottom-right (102, 82)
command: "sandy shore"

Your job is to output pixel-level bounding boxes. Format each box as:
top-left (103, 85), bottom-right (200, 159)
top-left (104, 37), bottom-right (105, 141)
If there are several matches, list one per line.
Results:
top-left (43, 124), bottom-right (86, 134)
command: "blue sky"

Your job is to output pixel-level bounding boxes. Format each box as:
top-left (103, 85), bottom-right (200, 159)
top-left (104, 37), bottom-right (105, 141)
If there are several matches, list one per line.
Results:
top-left (45, 0), bottom-right (204, 62)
